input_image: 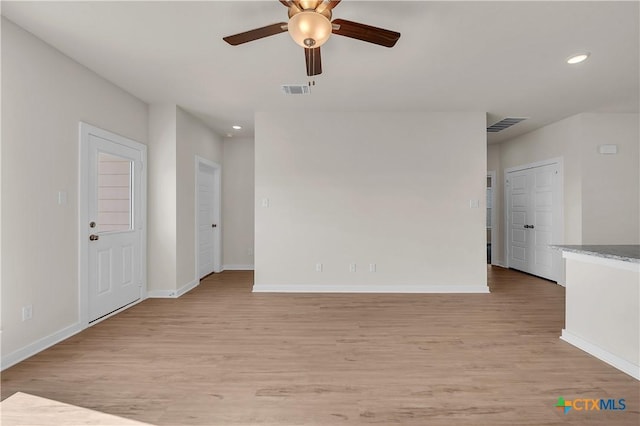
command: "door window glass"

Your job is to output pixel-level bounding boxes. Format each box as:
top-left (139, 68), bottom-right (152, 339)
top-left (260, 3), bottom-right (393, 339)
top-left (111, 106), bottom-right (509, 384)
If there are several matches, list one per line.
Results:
top-left (97, 152), bottom-right (132, 232)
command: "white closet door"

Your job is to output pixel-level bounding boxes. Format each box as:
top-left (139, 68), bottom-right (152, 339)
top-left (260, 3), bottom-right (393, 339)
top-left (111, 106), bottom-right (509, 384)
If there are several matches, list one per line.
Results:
top-left (507, 161), bottom-right (562, 282)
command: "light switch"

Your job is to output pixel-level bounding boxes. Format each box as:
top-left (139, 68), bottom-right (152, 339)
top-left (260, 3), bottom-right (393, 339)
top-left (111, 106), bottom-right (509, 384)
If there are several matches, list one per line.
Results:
top-left (469, 199), bottom-right (479, 208)
top-left (261, 198), bottom-right (270, 208)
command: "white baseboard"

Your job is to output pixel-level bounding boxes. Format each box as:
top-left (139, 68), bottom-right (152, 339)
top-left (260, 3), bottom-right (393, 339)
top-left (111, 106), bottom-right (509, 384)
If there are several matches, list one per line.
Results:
top-left (176, 279), bottom-right (199, 297)
top-left (223, 264), bottom-right (254, 271)
top-left (561, 329), bottom-right (639, 380)
top-left (252, 283), bottom-right (490, 293)
top-left (1, 322), bottom-right (82, 371)
top-left (491, 261), bottom-right (507, 268)
top-left (147, 279), bottom-right (199, 299)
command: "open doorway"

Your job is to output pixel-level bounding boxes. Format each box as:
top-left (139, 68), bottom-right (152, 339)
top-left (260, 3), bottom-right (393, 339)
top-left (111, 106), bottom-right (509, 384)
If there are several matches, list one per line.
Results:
top-left (487, 171), bottom-right (496, 264)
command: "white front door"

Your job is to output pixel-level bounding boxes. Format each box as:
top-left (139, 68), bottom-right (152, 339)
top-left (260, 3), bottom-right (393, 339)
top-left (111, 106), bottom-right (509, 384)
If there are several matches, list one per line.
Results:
top-left (506, 161), bottom-right (562, 282)
top-left (197, 163), bottom-right (216, 278)
top-left (81, 123), bottom-right (146, 323)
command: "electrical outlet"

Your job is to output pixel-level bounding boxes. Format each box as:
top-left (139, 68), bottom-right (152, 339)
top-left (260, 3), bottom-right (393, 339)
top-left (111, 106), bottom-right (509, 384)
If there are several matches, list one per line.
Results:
top-left (349, 263), bottom-right (357, 273)
top-left (22, 305), bottom-right (33, 321)
top-left (369, 263), bottom-right (376, 272)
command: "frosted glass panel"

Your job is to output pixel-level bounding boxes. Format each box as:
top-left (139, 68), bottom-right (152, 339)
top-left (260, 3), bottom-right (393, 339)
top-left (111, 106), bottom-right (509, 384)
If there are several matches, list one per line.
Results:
top-left (97, 152), bottom-right (132, 232)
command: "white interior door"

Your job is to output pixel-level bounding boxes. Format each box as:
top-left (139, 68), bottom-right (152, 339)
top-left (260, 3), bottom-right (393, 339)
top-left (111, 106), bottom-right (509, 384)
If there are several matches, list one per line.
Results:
top-left (81, 123), bottom-right (146, 323)
top-left (506, 161), bottom-right (562, 282)
top-left (197, 163), bottom-right (217, 278)
top-left (530, 164), bottom-right (557, 279)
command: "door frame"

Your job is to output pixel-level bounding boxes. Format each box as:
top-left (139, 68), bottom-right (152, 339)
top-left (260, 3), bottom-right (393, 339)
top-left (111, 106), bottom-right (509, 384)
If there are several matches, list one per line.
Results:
top-left (78, 122), bottom-right (147, 327)
top-left (487, 170), bottom-right (497, 265)
top-left (194, 156), bottom-right (222, 280)
top-left (504, 157), bottom-right (564, 282)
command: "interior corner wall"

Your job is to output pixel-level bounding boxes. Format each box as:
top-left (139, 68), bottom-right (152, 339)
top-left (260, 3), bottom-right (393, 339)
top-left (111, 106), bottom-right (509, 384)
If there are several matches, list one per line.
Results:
top-left (222, 137), bottom-right (255, 269)
top-left (499, 112), bottom-right (640, 258)
top-left (579, 113), bottom-right (639, 244)
top-left (254, 111), bottom-right (488, 292)
top-left (1, 18), bottom-right (148, 363)
top-left (500, 114), bottom-right (584, 247)
top-left (148, 104), bottom-right (178, 292)
top-left (176, 107), bottom-right (223, 287)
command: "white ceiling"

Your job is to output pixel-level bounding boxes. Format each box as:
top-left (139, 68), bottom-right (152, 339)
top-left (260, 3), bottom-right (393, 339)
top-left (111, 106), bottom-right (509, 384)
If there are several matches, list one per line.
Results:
top-left (2, 1), bottom-right (638, 144)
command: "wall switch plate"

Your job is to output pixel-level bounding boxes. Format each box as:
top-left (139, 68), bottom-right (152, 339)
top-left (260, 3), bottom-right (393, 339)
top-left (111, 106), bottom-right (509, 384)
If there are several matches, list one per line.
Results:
top-left (22, 305), bottom-right (33, 321)
top-left (469, 199), bottom-right (479, 208)
top-left (57, 191), bottom-right (67, 205)
top-left (349, 263), bottom-right (357, 273)
top-left (248, 248), bottom-right (254, 256)
top-left (316, 263), bottom-right (323, 272)
top-left (369, 263), bottom-right (376, 272)
top-left (261, 198), bottom-right (270, 208)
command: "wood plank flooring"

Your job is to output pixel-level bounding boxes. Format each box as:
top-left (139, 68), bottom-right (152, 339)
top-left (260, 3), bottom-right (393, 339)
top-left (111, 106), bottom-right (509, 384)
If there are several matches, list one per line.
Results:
top-left (1, 392), bottom-right (153, 425)
top-left (1, 267), bottom-right (638, 425)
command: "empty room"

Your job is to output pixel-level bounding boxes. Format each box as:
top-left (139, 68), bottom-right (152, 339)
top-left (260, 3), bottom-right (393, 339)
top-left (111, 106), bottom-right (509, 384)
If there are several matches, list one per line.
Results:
top-left (1, 1), bottom-right (639, 425)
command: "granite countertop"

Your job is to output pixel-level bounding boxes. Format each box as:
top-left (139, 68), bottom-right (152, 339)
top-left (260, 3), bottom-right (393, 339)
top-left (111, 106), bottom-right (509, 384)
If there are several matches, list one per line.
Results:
top-left (551, 245), bottom-right (640, 263)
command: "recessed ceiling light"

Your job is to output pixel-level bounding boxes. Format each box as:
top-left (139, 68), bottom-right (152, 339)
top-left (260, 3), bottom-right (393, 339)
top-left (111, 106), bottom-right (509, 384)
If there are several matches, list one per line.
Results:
top-left (232, 125), bottom-right (242, 130)
top-left (567, 52), bottom-right (590, 64)
top-left (226, 133), bottom-right (233, 137)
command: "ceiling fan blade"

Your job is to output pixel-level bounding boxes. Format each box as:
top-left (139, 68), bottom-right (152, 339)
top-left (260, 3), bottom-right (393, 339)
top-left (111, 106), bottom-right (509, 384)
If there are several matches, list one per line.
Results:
top-left (278, 0), bottom-right (293, 7)
top-left (331, 19), bottom-right (400, 48)
top-left (305, 47), bottom-right (322, 76)
top-left (223, 23), bottom-right (288, 46)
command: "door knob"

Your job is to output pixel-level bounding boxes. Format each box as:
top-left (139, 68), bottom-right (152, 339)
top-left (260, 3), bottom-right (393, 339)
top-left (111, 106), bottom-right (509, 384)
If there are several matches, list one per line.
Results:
top-left (530, 225), bottom-right (535, 229)
top-left (212, 224), bottom-right (217, 228)
top-left (524, 225), bottom-right (529, 229)
top-left (89, 234), bottom-right (99, 241)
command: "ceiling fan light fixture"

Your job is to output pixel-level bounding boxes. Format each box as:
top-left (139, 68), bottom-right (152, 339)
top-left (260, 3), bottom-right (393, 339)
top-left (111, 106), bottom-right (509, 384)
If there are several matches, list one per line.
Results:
top-left (288, 11), bottom-right (332, 48)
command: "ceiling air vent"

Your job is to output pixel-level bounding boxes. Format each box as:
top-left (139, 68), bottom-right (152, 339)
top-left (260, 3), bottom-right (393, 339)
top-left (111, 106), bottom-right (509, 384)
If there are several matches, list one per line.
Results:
top-left (281, 84), bottom-right (311, 95)
top-left (487, 117), bottom-right (527, 133)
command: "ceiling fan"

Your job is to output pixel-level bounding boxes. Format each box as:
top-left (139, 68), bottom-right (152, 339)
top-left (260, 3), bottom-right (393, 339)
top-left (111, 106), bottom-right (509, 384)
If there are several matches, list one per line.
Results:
top-left (223, 0), bottom-right (401, 77)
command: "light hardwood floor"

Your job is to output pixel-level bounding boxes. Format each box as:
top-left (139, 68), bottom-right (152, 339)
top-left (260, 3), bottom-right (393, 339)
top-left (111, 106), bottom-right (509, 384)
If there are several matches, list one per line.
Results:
top-left (1, 267), bottom-right (638, 425)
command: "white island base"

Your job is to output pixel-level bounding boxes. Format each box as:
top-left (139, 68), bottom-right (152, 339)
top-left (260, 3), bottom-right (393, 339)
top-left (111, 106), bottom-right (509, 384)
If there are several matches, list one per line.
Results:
top-left (557, 248), bottom-right (639, 380)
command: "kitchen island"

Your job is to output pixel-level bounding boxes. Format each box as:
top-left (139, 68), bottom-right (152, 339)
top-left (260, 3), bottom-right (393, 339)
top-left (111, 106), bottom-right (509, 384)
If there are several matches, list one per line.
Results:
top-left (553, 245), bottom-right (639, 380)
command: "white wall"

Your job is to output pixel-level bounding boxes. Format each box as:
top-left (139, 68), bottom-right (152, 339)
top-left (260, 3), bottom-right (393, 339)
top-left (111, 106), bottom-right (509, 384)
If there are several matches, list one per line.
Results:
top-left (147, 104), bottom-right (177, 292)
top-left (147, 104), bottom-right (224, 295)
top-left (1, 18), bottom-right (148, 362)
top-left (580, 113), bottom-right (639, 243)
top-left (176, 107), bottom-right (223, 286)
top-left (222, 137), bottom-right (255, 269)
top-left (254, 111), bottom-right (488, 292)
